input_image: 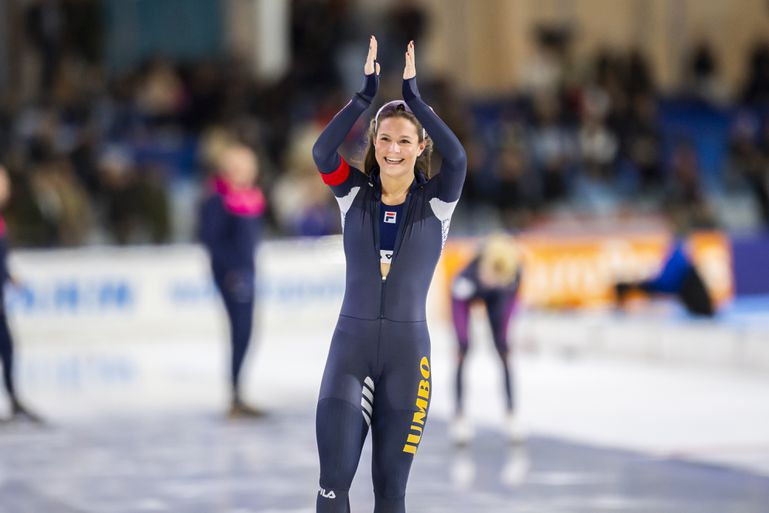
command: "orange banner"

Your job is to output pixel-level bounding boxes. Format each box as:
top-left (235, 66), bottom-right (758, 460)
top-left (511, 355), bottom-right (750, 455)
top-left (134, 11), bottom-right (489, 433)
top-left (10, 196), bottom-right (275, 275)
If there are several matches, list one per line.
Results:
top-left (441, 232), bottom-right (733, 310)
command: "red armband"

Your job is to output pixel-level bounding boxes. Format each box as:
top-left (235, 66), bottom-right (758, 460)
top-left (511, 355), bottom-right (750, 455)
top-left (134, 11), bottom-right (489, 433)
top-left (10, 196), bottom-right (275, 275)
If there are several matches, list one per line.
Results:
top-left (321, 158), bottom-right (350, 186)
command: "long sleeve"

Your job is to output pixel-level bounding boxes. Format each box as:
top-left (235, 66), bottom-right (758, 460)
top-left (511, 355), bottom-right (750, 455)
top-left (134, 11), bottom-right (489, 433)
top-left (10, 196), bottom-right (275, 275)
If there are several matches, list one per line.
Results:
top-left (403, 78), bottom-right (467, 202)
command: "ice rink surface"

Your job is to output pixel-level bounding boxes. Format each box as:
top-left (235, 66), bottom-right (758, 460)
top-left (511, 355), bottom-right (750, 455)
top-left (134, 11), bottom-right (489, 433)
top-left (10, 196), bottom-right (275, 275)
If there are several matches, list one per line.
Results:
top-left (2, 305), bottom-right (769, 512)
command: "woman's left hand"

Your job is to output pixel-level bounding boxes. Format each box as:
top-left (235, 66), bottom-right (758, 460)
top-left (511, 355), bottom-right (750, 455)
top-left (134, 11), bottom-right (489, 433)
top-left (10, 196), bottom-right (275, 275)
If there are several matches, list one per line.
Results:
top-left (403, 40), bottom-right (416, 80)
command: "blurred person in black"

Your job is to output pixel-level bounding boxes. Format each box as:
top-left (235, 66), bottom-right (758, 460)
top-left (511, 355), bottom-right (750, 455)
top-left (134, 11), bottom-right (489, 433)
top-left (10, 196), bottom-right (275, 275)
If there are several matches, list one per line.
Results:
top-left (31, 154), bottom-right (92, 246)
top-left (0, 165), bottom-right (42, 423)
top-left (725, 112), bottom-right (769, 230)
top-left (528, 93), bottom-right (575, 205)
top-left (198, 140), bottom-right (266, 418)
top-left (754, 120), bottom-right (769, 229)
top-left (290, 0), bottom-right (350, 101)
top-left (742, 41), bottom-right (769, 106)
top-left (615, 237), bottom-right (714, 318)
top-left (684, 41), bottom-right (726, 105)
top-left (494, 135), bottom-right (537, 229)
top-left (25, 0), bottom-right (66, 94)
top-left (622, 92), bottom-right (663, 191)
top-left (98, 148), bottom-right (170, 245)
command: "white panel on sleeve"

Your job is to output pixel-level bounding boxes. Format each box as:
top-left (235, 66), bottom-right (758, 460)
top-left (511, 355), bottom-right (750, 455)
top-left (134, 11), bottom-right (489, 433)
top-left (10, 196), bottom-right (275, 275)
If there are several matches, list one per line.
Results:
top-left (429, 197), bottom-right (458, 249)
top-left (335, 186), bottom-right (361, 232)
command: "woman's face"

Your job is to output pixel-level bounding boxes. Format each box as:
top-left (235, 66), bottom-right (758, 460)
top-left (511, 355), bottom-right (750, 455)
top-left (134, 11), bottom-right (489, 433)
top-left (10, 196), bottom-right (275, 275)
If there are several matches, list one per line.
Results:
top-left (219, 146), bottom-right (258, 189)
top-left (374, 116), bottom-right (425, 180)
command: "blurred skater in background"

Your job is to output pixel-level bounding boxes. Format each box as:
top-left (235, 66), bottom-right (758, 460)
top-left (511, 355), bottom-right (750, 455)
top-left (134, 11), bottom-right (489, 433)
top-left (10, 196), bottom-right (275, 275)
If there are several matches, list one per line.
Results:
top-left (0, 165), bottom-right (43, 424)
top-left (198, 141), bottom-right (267, 418)
top-left (450, 234), bottom-right (523, 444)
top-left (614, 237), bottom-right (715, 318)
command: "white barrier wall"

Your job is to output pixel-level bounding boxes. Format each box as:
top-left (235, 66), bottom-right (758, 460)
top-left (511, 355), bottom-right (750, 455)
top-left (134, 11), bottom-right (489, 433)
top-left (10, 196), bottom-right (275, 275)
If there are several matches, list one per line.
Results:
top-left (3, 238), bottom-right (768, 419)
top-left (4, 237), bottom-right (767, 392)
top-left (4, 239), bottom-right (354, 415)
top-left (7, 238), bottom-right (349, 342)
top-left (2, 238), bottom-right (458, 416)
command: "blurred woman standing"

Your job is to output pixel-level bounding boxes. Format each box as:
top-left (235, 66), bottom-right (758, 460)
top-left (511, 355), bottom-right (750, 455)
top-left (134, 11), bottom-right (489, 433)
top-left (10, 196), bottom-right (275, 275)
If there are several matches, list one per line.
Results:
top-left (0, 165), bottom-right (42, 423)
top-left (198, 142), bottom-right (267, 418)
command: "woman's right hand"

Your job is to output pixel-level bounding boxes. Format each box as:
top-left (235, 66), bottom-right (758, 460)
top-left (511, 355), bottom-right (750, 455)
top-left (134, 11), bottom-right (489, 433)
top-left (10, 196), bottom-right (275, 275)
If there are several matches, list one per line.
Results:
top-left (364, 35), bottom-right (381, 76)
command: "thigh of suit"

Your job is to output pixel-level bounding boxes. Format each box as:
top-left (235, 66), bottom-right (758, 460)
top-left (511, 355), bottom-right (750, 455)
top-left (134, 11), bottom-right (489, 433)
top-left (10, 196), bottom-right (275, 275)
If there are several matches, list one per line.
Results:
top-left (484, 292), bottom-right (516, 352)
top-left (316, 316), bottom-right (432, 510)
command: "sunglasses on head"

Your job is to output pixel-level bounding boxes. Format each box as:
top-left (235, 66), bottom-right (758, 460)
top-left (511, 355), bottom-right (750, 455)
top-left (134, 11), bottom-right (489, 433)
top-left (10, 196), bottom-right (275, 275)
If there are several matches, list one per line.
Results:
top-left (374, 100), bottom-right (426, 140)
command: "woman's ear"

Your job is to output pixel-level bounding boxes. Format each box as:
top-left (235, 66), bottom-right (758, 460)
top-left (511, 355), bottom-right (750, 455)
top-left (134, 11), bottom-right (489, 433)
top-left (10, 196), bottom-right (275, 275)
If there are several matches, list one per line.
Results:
top-left (417, 141), bottom-right (426, 157)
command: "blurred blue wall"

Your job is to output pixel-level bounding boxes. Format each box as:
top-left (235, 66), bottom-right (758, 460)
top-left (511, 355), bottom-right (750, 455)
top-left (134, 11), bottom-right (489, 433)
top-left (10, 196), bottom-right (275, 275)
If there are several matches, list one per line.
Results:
top-left (104, 0), bottom-right (224, 73)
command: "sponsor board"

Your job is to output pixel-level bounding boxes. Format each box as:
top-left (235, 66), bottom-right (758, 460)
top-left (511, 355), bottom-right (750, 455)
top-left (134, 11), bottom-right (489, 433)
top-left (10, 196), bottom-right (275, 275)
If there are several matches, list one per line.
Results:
top-left (441, 232), bottom-right (733, 309)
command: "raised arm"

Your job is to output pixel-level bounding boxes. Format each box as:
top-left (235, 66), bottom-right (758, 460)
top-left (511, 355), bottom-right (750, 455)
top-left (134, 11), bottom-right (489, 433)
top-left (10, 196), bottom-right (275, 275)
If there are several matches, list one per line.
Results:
top-left (401, 41), bottom-right (467, 201)
top-left (312, 36), bottom-right (381, 174)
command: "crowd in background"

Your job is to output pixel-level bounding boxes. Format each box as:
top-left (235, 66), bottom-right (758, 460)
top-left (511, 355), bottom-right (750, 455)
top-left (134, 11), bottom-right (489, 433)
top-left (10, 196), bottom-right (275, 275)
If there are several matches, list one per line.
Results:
top-left (1, 0), bottom-right (769, 249)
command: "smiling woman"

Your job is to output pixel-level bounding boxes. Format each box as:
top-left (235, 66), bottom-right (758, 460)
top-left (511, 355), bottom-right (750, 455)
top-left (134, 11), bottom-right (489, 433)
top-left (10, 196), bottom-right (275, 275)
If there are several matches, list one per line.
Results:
top-left (311, 36), bottom-right (466, 513)
top-left (365, 101), bottom-right (434, 279)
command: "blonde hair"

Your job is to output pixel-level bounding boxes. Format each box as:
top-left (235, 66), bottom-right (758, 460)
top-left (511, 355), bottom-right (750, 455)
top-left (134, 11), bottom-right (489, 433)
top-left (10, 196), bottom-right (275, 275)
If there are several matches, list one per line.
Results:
top-left (480, 235), bottom-right (521, 285)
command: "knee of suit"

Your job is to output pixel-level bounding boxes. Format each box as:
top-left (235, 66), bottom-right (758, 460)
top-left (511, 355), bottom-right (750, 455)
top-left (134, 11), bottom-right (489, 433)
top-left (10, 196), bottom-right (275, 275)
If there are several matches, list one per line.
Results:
top-left (372, 474), bottom-right (409, 505)
top-left (373, 493), bottom-right (406, 513)
top-left (493, 338), bottom-right (509, 359)
top-left (316, 487), bottom-right (349, 513)
top-left (316, 397), bottom-right (368, 491)
top-left (215, 270), bottom-right (255, 303)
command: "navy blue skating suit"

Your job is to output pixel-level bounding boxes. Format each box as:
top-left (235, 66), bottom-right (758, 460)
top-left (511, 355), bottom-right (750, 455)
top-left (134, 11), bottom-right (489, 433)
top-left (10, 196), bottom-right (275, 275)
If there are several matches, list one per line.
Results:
top-left (451, 257), bottom-right (522, 414)
top-left (312, 76), bottom-right (466, 512)
top-left (0, 216), bottom-right (17, 404)
top-left (198, 178), bottom-right (266, 398)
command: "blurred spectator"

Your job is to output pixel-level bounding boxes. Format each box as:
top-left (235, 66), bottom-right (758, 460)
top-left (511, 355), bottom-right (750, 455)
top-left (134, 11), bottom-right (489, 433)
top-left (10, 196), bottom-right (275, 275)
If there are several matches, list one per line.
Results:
top-left (98, 147), bottom-right (169, 245)
top-left (725, 112), bottom-right (766, 228)
top-left (494, 123), bottom-right (537, 229)
top-left (290, 0), bottom-right (350, 100)
top-left (31, 154), bottom-right (91, 246)
top-left (522, 24), bottom-right (572, 98)
top-left (528, 93), bottom-right (575, 205)
top-left (25, 0), bottom-right (66, 95)
top-left (63, 0), bottom-right (104, 66)
top-left (272, 125), bottom-right (339, 236)
top-left (754, 121), bottom-right (769, 228)
top-left (384, 0), bottom-right (428, 50)
top-left (622, 92), bottom-right (663, 190)
top-left (577, 87), bottom-right (618, 182)
top-left (135, 58), bottom-right (186, 128)
top-left (665, 140), bottom-right (717, 231)
top-left (624, 49), bottom-right (655, 98)
top-left (685, 41), bottom-right (726, 104)
top-left (592, 49), bottom-right (628, 129)
top-left (742, 41), bottom-right (769, 105)
top-left (380, 0), bottom-right (429, 76)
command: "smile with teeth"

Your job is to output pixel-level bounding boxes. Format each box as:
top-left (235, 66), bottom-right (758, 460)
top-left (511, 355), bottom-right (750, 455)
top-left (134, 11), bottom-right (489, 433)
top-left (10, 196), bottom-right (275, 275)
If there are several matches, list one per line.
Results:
top-left (384, 157), bottom-right (405, 164)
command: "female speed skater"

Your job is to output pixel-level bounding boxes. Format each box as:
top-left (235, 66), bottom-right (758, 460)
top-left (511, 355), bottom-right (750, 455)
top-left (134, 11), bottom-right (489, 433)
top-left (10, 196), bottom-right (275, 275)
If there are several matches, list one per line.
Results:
top-left (312, 37), bottom-right (466, 512)
top-left (0, 165), bottom-right (42, 423)
top-left (198, 141), bottom-right (267, 418)
top-left (450, 234), bottom-right (523, 445)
